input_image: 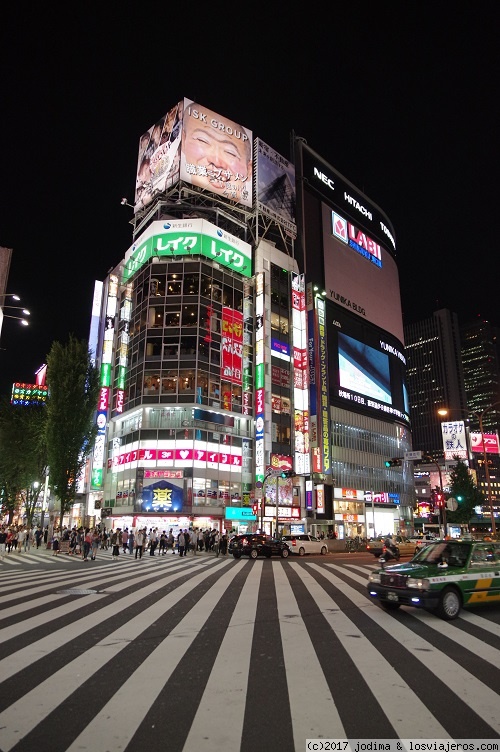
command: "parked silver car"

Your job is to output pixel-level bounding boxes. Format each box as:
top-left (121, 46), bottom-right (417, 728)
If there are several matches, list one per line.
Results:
top-left (281, 534), bottom-right (329, 556)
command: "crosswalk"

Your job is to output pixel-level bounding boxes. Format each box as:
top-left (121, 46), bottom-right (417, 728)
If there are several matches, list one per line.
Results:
top-left (0, 553), bottom-right (499, 751)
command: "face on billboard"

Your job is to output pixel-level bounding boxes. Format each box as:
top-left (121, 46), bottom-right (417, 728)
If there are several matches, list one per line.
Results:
top-left (181, 100), bottom-right (253, 208)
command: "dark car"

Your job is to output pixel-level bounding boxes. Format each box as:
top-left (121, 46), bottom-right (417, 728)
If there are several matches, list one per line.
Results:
top-left (229, 534), bottom-right (290, 560)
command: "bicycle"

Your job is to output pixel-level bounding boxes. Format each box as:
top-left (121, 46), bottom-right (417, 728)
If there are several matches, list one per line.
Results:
top-left (345, 538), bottom-right (361, 553)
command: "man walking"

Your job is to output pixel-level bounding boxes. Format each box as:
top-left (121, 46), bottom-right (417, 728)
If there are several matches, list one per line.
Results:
top-left (135, 528), bottom-right (146, 559)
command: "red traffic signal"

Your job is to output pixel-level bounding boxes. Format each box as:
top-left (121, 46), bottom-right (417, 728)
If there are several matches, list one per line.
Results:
top-left (435, 493), bottom-right (444, 507)
top-left (252, 503), bottom-right (259, 515)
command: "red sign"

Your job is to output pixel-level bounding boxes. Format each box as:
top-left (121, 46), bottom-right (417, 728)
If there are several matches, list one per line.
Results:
top-left (470, 432), bottom-right (499, 454)
top-left (98, 387), bottom-right (110, 411)
top-left (221, 307), bottom-right (243, 385)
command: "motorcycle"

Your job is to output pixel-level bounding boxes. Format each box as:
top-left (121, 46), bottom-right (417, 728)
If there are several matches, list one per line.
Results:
top-left (379, 542), bottom-right (400, 566)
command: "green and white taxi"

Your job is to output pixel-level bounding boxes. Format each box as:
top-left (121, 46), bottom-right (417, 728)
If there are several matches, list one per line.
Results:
top-left (367, 539), bottom-right (500, 620)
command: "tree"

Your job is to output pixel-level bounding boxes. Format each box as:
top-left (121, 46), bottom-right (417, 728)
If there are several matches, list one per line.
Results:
top-left (45, 336), bottom-right (99, 527)
top-left (446, 457), bottom-right (484, 526)
top-left (0, 396), bottom-right (47, 525)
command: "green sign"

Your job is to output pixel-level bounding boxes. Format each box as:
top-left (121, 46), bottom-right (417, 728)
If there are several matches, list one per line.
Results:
top-left (123, 231), bottom-right (252, 282)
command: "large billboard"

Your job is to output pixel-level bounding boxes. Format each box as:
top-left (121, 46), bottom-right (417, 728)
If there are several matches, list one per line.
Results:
top-left (256, 139), bottom-right (296, 236)
top-left (180, 99), bottom-right (253, 209)
top-left (322, 203), bottom-right (404, 343)
top-left (134, 101), bottom-right (183, 212)
top-left (123, 218), bottom-right (252, 281)
top-left (326, 300), bottom-right (410, 426)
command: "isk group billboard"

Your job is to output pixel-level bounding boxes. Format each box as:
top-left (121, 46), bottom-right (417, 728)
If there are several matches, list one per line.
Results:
top-left (134, 98), bottom-right (253, 212)
top-left (180, 99), bottom-right (253, 209)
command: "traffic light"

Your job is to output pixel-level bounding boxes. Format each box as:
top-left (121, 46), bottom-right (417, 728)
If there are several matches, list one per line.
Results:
top-left (456, 495), bottom-right (463, 503)
top-left (280, 469), bottom-right (293, 478)
top-left (252, 503), bottom-right (259, 516)
top-left (435, 492), bottom-right (444, 508)
top-left (384, 458), bottom-right (402, 468)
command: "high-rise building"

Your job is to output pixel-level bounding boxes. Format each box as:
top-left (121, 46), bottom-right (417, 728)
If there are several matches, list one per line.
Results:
top-left (404, 309), bottom-right (467, 461)
top-left (81, 98), bottom-right (411, 540)
top-left (460, 317), bottom-right (500, 432)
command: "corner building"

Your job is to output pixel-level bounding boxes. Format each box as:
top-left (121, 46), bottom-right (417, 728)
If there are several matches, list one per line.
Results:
top-left (86, 98), bottom-right (413, 539)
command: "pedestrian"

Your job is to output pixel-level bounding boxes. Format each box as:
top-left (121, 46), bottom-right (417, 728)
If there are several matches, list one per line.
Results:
top-left (167, 529), bottom-right (174, 553)
top-left (17, 527), bottom-right (26, 554)
top-left (34, 526), bottom-right (43, 549)
top-left (91, 529), bottom-right (100, 560)
top-left (69, 528), bottom-right (78, 556)
top-left (128, 530), bottom-right (135, 555)
top-left (121, 528), bottom-right (129, 554)
top-left (135, 528), bottom-right (146, 559)
top-left (52, 528), bottom-right (61, 555)
top-left (149, 528), bottom-right (158, 556)
top-left (0, 527), bottom-right (7, 560)
top-left (177, 530), bottom-right (186, 558)
top-left (82, 528), bottom-right (92, 561)
top-left (159, 531), bottom-right (167, 555)
top-left (110, 529), bottom-right (121, 560)
top-left (197, 529), bottom-right (204, 552)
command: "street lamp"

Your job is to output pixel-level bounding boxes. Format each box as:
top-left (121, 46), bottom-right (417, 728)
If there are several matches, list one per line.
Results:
top-left (438, 403), bottom-right (500, 537)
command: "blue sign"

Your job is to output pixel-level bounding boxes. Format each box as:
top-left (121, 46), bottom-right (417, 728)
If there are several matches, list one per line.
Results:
top-left (225, 507), bottom-right (257, 520)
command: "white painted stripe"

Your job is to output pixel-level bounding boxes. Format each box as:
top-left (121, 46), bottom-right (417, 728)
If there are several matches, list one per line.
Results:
top-left (183, 561), bottom-right (261, 751)
top-left (312, 564), bottom-right (500, 734)
top-left (459, 609), bottom-right (500, 637)
top-left (305, 563), bottom-right (449, 738)
top-left (64, 560), bottom-right (243, 752)
top-left (410, 609), bottom-right (500, 667)
top-left (0, 559), bottom-right (211, 668)
top-left (0, 558), bottom-right (234, 751)
top-left (273, 562), bottom-right (346, 742)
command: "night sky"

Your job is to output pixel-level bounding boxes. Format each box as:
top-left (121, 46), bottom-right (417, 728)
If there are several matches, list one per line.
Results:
top-left (1, 3), bottom-right (498, 396)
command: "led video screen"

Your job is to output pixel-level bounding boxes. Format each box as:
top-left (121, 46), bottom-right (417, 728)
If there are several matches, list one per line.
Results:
top-left (327, 301), bottom-right (409, 426)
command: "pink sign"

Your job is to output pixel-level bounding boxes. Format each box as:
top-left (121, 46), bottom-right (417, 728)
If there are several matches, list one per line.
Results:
top-left (221, 307), bottom-right (243, 384)
top-left (470, 432), bottom-right (499, 454)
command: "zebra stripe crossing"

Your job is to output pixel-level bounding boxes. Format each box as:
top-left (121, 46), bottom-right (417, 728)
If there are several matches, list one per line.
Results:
top-left (0, 555), bottom-right (498, 751)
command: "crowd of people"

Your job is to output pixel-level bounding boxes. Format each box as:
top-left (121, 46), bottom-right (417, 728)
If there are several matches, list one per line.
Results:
top-left (0, 523), bottom-right (229, 562)
top-left (0, 524), bottom-right (46, 558)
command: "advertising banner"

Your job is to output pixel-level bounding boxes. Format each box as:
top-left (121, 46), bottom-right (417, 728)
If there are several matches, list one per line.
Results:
top-left (470, 432), bottom-right (499, 454)
top-left (256, 139), bottom-right (296, 236)
top-left (441, 421), bottom-right (468, 460)
top-left (180, 99), bottom-right (253, 209)
top-left (123, 219), bottom-right (252, 281)
top-left (221, 307), bottom-right (243, 385)
top-left (134, 101), bottom-right (183, 212)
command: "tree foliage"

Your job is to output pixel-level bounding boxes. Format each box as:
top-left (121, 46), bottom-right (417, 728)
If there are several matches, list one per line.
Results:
top-left (0, 396), bottom-right (47, 525)
top-left (45, 336), bottom-right (99, 525)
top-left (446, 457), bottom-right (484, 525)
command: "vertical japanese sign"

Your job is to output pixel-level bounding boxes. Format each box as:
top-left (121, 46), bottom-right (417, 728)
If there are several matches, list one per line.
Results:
top-left (91, 274), bottom-right (118, 489)
top-left (255, 272), bottom-right (265, 483)
top-left (221, 307), bottom-right (243, 384)
top-left (441, 421), bottom-right (468, 460)
top-left (115, 281), bottom-right (133, 414)
top-left (291, 273), bottom-right (310, 475)
top-left (316, 296), bottom-right (331, 475)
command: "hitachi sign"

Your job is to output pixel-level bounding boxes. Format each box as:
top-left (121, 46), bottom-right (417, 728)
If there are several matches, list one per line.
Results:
top-left (313, 167), bottom-right (335, 191)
